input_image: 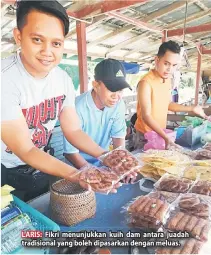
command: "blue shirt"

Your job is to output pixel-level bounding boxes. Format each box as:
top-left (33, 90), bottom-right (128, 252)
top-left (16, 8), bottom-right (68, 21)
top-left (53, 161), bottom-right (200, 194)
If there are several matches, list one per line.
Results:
top-left (63, 90), bottom-right (126, 166)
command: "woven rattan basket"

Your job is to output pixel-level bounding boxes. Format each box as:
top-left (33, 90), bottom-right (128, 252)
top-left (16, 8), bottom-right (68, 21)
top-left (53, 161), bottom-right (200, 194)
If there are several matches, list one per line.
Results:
top-left (50, 179), bottom-right (96, 226)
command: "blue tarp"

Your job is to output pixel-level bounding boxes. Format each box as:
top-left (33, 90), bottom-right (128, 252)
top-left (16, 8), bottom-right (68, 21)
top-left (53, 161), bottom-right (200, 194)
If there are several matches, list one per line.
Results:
top-left (121, 62), bottom-right (140, 74)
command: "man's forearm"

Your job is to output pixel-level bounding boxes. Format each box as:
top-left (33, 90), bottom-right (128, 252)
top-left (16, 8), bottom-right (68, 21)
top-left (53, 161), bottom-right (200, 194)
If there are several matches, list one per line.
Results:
top-left (63, 130), bottom-right (105, 158)
top-left (168, 102), bottom-right (193, 113)
top-left (20, 147), bottom-right (79, 181)
top-left (64, 152), bottom-right (88, 169)
top-left (142, 114), bottom-right (169, 141)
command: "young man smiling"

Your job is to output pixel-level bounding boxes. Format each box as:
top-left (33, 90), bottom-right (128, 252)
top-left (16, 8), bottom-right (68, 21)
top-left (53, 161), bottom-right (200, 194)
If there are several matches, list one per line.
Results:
top-left (135, 41), bottom-right (207, 149)
top-left (1, 1), bottom-right (119, 199)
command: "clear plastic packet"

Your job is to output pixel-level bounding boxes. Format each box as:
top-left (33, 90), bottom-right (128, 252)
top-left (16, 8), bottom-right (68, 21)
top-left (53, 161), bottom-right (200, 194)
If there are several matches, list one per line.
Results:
top-left (155, 238), bottom-right (204, 254)
top-left (138, 165), bottom-right (161, 180)
top-left (194, 148), bottom-right (211, 160)
top-left (99, 147), bottom-right (142, 178)
top-left (138, 150), bottom-right (191, 178)
top-left (78, 164), bottom-right (120, 194)
top-left (203, 142), bottom-right (211, 151)
top-left (164, 207), bottom-right (211, 241)
top-left (125, 194), bottom-right (169, 230)
top-left (189, 180), bottom-right (211, 196)
top-left (140, 149), bottom-right (192, 165)
top-left (126, 214), bottom-right (162, 230)
top-left (172, 193), bottom-right (211, 220)
top-left (192, 159), bottom-right (211, 167)
top-left (148, 190), bottom-right (180, 204)
top-left (183, 165), bottom-right (211, 181)
top-left (169, 146), bottom-right (198, 159)
top-left (154, 173), bottom-right (193, 193)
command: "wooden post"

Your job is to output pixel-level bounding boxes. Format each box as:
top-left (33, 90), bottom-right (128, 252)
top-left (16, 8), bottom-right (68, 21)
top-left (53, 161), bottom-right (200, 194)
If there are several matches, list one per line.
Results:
top-left (162, 29), bottom-right (167, 42)
top-left (195, 45), bottom-right (202, 105)
top-left (76, 21), bottom-right (88, 94)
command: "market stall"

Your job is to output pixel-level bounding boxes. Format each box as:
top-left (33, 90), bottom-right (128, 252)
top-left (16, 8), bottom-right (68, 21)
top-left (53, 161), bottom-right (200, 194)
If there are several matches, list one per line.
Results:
top-left (2, 142), bottom-right (210, 254)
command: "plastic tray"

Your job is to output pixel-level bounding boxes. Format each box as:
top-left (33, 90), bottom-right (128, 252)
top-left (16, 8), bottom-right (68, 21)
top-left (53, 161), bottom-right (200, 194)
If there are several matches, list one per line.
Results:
top-left (11, 195), bottom-right (60, 254)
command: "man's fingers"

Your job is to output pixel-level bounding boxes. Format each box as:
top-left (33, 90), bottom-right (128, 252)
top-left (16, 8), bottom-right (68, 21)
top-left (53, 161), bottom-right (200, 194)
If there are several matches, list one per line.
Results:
top-left (79, 180), bottom-right (91, 191)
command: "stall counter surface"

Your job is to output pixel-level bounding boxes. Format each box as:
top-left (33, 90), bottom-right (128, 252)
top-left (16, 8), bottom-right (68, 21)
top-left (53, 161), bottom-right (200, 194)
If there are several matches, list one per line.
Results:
top-left (29, 179), bottom-right (154, 254)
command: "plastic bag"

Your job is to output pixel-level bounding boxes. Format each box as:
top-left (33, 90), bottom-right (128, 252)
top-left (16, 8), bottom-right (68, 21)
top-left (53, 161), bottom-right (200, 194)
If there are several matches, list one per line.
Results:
top-left (194, 148), bottom-right (211, 160)
top-left (154, 173), bottom-right (193, 193)
top-left (126, 194), bottom-right (169, 230)
top-left (140, 149), bottom-right (192, 168)
top-left (183, 165), bottom-right (211, 181)
top-left (173, 193), bottom-right (211, 220)
top-left (78, 164), bottom-right (120, 194)
top-left (99, 147), bottom-right (141, 178)
top-left (148, 190), bottom-right (181, 204)
top-left (189, 180), bottom-right (211, 196)
top-left (203, 142), bottom-right (211, 151)
top-left (144, 129), bottom-right (176, 151)
top-left (164, 207), bottom-right (210, 241)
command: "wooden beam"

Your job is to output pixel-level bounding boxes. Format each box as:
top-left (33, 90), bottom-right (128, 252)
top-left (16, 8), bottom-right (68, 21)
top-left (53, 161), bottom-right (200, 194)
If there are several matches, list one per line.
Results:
top-left (66, 15), bottom-right (108, 39)
top-left (123, 39), bottom-right (160, 57)
top-left (194, 0), bottom-right (209, 11)
top-left (67, 0), bottom-right (148, 19)
top-left (167, 23), bottom-right (211, 37)
top-left (162, 30), bottom-right (167, 42)
top-left (76, 21), bottom-right (88, 93)
top-left (202, 46), bottom-right (211, 54)
top-left (87, 24), bottom-right (134, 48)
top-left (107, 11), bottom-right (162, 34)
top-left (106, 33), bottom-right (147, 56)
top-left (167, 10), bottom-right (211, 29)
top-left (63, 48), bottom-right (140, 62)
top-left (143, 1), bottom-right (192, 22)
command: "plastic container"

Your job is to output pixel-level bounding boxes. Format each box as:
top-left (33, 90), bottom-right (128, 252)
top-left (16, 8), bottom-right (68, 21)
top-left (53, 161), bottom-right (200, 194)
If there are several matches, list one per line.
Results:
top-left (11, 195), bottom-right (60, 254)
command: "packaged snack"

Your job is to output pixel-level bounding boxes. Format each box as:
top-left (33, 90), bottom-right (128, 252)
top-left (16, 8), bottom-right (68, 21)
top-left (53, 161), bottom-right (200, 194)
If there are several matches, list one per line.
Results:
top-left (189, 180), bottom-right (211, 196)
top-left (138, 165), bottom-right (161, 180)
top-left (126, 195), bottom-right (169, 230)
top-left (99, 148), bottom-right (141, 178)
top-left (154, 173), bottom-right (193, 193)
top-left (78, 165), bottom-right (119, 194)
top-left (148, 190), bottom-right (180, 204)
top-left (183, 165), bottom-right (211, 181)
top-left (195, 149), bottom-right (211, 160)
top-left (192, 160), bottom-right (211, 167)
top-left (165, 210), bottom-right (210, 241)
top-left (156, 238), bottom-right (204, 254)
top-left (174, 193), bottom-right (211, 220)
top-left (140, 149), bottom-right (192, 167)
top-left (203, 142), bottom-right (211, 151)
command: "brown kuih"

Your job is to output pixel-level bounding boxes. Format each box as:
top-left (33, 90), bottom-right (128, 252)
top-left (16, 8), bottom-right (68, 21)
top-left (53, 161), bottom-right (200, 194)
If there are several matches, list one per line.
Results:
top-left (175, 214), bottom-right (190, 231)
top-left (155, 203), bottom-right (169, 222)
top-left (136, 197), bottom-right (151, 213)
top-left (148, 199), bottom-right (163, 217)
top-left (184, 216), bottom-right (199, 232)
top-left (143, 199), bottom-right (155, 214)
top-left (191, 218), bottom-right (207, 239)
top-left (167, 212), bottom-right (185, 229)
top-left (199, 223), bottom-right (211, 241)
top-left (180, 238), bottom-right (197, 254)
top-left (128, 196), bottom-right (145, 213)
top-left (156, 247), bottom-right (172, 254)
top-left (191, 240), bottom-right (203, 254)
